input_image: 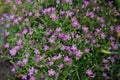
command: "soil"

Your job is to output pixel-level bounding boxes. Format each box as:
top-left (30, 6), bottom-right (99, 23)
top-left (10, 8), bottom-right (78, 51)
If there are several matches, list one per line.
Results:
top-left (0, 57), bottom-right (12, 80)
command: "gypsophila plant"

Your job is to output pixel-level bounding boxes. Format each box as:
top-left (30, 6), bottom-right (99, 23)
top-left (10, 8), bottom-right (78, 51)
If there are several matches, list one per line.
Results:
top-left (1, 0), bottom-right (120, 80)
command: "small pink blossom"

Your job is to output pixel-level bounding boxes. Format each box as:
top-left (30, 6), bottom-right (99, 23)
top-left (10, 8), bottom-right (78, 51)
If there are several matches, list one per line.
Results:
top-left (22, 28), bottom-right (28, 34)
top-left (28, 12), bottom-right (33, 16)
top-left (100, 32), bottom-right (106, 39)
top-left (16, 0), bottom-right (22, 5)
top-left (34, 49), bottom-right (39, 54)
top-left (28, 29), bottom-right (34, 35)
top-left (85, 48), bottom-right (90, 53)
top-left (49, 37), bottom-right (55, 43)
top-left (50, 14), bottom-right (58, 21)
top-left (6, 0), bottom-right (12, 3)
top-left (5, 31), bottom-right (10, 36)
top-left (44, 45), bottom-right (49, 51)
top-left (16, 39), bottom-right (22, 45)
top-left (49, 61), bottom-right (54, 66)
top-left (86, 69), bottom-right (93, 76)
top-left (35, 12), bottom-right (40, 18)
top-left (4, 43), bottom-right (10, 48)
top-left (71, 45), bottom-right (77, 51)
top-left (9, 48), bottom-right (17, 56)
top-left (12, 5), bottom-right (17, 11)
top-left (58, 63), bottom-right (64, 69)
top-left (48, 69), bottom-right (56, 76)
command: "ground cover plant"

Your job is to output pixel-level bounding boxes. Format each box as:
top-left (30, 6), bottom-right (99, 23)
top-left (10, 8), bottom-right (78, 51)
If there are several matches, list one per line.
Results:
top-left (0, 0), bottom-right (120, 80)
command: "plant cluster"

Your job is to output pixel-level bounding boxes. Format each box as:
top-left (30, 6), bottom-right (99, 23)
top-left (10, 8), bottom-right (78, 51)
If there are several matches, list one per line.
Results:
top-left (0, 0), bottom-right (120, 80)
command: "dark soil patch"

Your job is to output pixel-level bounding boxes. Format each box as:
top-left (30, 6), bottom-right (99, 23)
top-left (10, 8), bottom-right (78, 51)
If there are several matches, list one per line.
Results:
top-left (0, 57), bottom-right (13, 80)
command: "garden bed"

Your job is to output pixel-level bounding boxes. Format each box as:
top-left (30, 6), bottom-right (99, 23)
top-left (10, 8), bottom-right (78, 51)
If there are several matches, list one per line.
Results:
top-left (0, 0), bottom-right (120, 80)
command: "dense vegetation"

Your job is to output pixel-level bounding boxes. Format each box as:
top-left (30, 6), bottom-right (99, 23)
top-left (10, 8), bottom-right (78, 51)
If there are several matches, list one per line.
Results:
top-left (0, 0), bottom-right (120, 80)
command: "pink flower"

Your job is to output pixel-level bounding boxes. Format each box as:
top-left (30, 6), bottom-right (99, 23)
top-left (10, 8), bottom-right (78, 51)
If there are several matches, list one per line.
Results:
top-left (4, 43), bottom-right (10, 48)
top-left (86, 69), bottom-right (93, 76)
top-left (66, 11), bottom-right (74, 17)
top-left (85, 48), bottom-right (90, 53)
top-left (30, 76), bottom-right (36, 80)
top-left (75, 50), bottom-right (83, 59)
top-left (56, 0), bottom-right (60, 4)
top-left (92, 39), bottom-right (96, 44)
top-left (12, 5), bottom-right (17, 11)
top-left (116, 26), bottom-right (120, 32)
top-left (6, 24), bottom-right (10, 28)
top-left (52, 54), bottom-right (62, 60)
top-left (35, 12), bottom-right (40, 18)
top-left (23, 58), bottom-right (28, 64)
top-left (95, 28), bottom-right (101, 33)
top-left (9, 48), bottom-right (17, 56)
top-left (16, 33), bottom-right (23, 37)
top-left (52, 56), bottom-right (58, 60)
top-left (24, 18), bottom-right (29, 22)
top-left (65, 34), bottom-right (71, 40)
top-left (16, 39), bottom-right (22, 45)
top-left (64, 0), bottom-right (73, 5)
top-left (109, 36), bottom-right (115, 41)
top-left (57, 54), bottom-right (62, 59)
top-left (22, 28), bottom-right (28, 34)
top-left (44, 45), bottom-right (49, 51)
top-left (82, 27), bottom-right (89, 33)
top-left (13, 18), bottom-right (19, 24)
top-left (28, 67), bottom-right (37, 76)
top-left (72, 21), bottom-right (79, 27)
top-left (6, 0), bottom-right (12, 3)
top-left (50, 14), bottom-right (58, 21)
top-left (71, 45), bottom-right (77, 51)
top-left (28, 12), bottom-right (33, 16)
top-left (14, 46), bottom-right (21, 50)
top-left (17, 16), bottom-right (22, 21)
top-left (110, 26), bottom-right (114, 31)
top-left (9, 14), bottom-right (15, 20)
top-left (111, 43), bottom-right (118, 50)
top-left (28, 29), bottom-right (33, 35)
top-left (16, 0), bottom-right (22, 5)
top-left (60, 10), bottom-right (65, 15)
top-left (48, 69), bottom-right (56, 76)
top-left (34, 56), bottom-right (43, 62)
top-left (75, 34), bottom-right (80, 38)
top-left (71, 17), bottom-right (80, 27)
top-left (108, 1), bottom-right (112, 7)
top-left (110, 57), bottom-right (115, 63)
top-left (22, 75), bottom-right (27, 80)
top-left (101, 23), bottom-right (106, 27)
top-left (102, 72), bottom-right (107, 77)
top-left (49, 61), bottom-right (54, 66)
top-left (49, 37), bottom-right (55, 43)
top-left (103, 58), bottom-right (109, 64)
top-left (104, 64), bottom-right (110, 70)
top-left (58, 32), bottom-right (65, 39)
top-left (11, 67), bottom-right (16, 72)
top-left (58, 63), bottom-right (64, 69)
top-left (64, 56), bottom-right (71, 62)
top-left (34, 49), bottom-right (39, 54)
top-left (56, 27), bottom-right (62, 32)
top-left (82, 1), bottom-right (89, 8)
top-left (86, 11), bottom-right (95, 18)
top-left (5, 31), bottom-right (10, 36)
top-left (100, 32), bottom-right (106, 39)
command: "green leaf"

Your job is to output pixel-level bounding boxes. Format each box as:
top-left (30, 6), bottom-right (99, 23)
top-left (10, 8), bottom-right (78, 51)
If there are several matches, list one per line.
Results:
top-left (100, 49), bottom-right (111, 54)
